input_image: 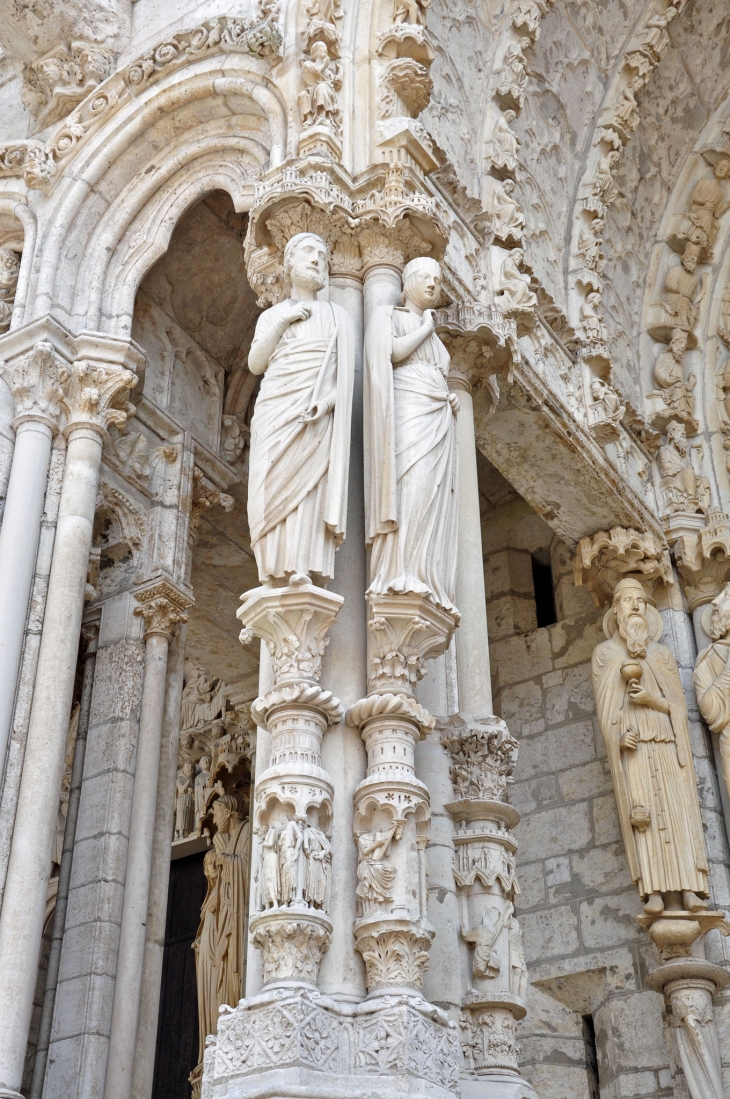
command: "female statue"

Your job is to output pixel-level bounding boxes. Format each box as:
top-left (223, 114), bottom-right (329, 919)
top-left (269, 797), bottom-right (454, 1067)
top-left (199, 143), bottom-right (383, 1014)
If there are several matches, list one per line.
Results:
top-left (364, 257), bottom-right (459, 613)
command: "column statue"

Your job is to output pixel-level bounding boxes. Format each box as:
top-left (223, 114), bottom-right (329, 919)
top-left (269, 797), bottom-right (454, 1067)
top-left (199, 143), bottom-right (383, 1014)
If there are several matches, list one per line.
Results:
top-left (693, 582), bottom-right (730, 795)
top-left (247, 232), bottom-right (354, 584)
top-left (364, 256), bottom-right (459, 613)
top-left (591, 578), bottom-right (709, 917)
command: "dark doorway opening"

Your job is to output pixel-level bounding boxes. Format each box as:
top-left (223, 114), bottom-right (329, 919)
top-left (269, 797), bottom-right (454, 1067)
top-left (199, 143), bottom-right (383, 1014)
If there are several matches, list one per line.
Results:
top-left (152, 852), bottom-right (207, 1099)
top-left (531, 554), bottom-right (557, 629)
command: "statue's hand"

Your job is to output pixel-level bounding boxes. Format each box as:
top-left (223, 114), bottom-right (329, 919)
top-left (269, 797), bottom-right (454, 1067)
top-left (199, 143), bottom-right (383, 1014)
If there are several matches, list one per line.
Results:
top-left (628, 682), bottom-right (669, 713)
top-left (620, 729), bottom-right (638, 751)
top-left (448, 392), bottom-right (460, 416)
top-left (422, 308), bottom-right (437, 335)
top-left (283, 302), bottom-right (312, 326)
top-left (299, 397), bottom-right (333, 424)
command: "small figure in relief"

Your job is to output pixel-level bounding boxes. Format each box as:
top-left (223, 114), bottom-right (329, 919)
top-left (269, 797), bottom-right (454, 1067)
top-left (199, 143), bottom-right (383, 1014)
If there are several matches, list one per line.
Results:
top-left (496, 248), bottom-right (537, 313)
top-left (298, 42), bottom-right (342, 131)
top-left (174, 761), bottom-right (196, 839)
top-left (393, 0), bottom-right (429, 24)
top-left (260, 822), bottom-right (281, 908)
top-left (0, 246), bottom-right (20, 334)
top-left (355, 823), bottom-right (400, 913)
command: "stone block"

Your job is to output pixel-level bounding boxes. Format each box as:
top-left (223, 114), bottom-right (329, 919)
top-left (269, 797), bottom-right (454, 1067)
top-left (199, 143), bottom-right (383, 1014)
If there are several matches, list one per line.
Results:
top-left (510, 774), bottom-right (558, 815)
top-left (82, 716), bottom-right (139, 779)
top-left (615, 1071), bottom-right (658, 1098)
top-left (544, 665), bottom-right (595, 726)
top-left (592, 795), bottom-right (621, 844)
top-left (514, 861), bottom-right (546, 910)
top-left (520, 904), bottom-right (580, 964)
top-left (516, 1062), bottom-right (592, 1099)
top-left (570, 844), bottom-right (631, 895)
top-left (89, 637), bottom-right (145, 723)
top-left (558, 760), bottom-right (612, 803)
top-left (545, 856), bottom-right (570, 887)
top-left (56, 918), bottom-right (121, 982)
top-left (498, 679), bottom-right (543, 729)
top-left (491, 629), bottom-right (553, 686)
top-left (515, 802), bottom-right (593, 863)
top-left (43, 1031), bottom-right (110, 1099)
top-left (49, 970), bottom-right (116, 1043)
top-left (551, 617), bottom-right (604, 670)
top-left (702, 807), bottom-right (728, 863)
top-left (579, 891), bottom-right (643, 949)
top-left (64, 877), bottom-right (124, 934)
top-left (488, 593), bottom-right (539, 641)
top-left (516, 721), bottom-right (594, 781)
top-left (74, 768), bottom-right (135, 843)
top-left (596, 991), bottom-right (668, 1073)
top-left (517, 1034), bottom-right (587, 1066)
top-left (66, 831), bottom-right (129, 891)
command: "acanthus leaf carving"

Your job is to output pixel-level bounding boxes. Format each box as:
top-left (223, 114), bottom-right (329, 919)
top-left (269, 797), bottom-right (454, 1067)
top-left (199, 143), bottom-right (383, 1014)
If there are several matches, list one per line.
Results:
top-left (440, 715), bottom-right (518, 802)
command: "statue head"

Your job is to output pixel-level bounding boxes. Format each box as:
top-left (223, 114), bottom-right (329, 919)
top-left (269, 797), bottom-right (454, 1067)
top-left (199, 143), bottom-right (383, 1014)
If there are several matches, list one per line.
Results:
top-left (503, 109), bottom-right (517, 124)
top-left (283, 232), bottom-right (327, 294)
top-left (591, 378), bottom-right (605, 400)
top-left (708, 583), bottom-right (730, 641)
top-left (503, 178), bottom-right (516, 195)
top-left (212, 794), bottom-right (242, 831)
top-left (681, 242), bottom-right (700, 273)
top-left (714, 159), bottom-right (730, 180)
top-left (182, 760), bottom-right (196, 778)
top-left (669, 328), bottom-right (688, 359)
top-left (310, 40), bottom-right (330, 63)
top-left (402, 256), bottom-right (441, 311)
top-left (666, 419), bottom-right (687, 454)
top-left (199, 754), bottom-right (211, 771)
top-left (612, 578), bottom-right (650, 658)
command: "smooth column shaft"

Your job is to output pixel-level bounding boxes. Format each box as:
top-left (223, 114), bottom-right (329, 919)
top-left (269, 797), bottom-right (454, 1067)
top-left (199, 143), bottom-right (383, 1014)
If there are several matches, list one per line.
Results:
top-left (0, 426), bottom-right (102, 1098)
top-left (0, 419), bottom-right (53, 777)
top-left (104, 631), bottom-right (171, 1099)
top-left (450, 383), bottom-right (492, 714)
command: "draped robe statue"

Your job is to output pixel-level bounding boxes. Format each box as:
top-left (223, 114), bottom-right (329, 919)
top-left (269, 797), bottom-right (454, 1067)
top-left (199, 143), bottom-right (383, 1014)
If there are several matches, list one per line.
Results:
top-left (364, 257), bottom-right (459, 613)
top-left (192, 796), bottom-right (250, 1065)
top-left (693, 583), bottom-right (730, 797)
top-left (247, 233), bottom-right (354, 584)
top-left (591, 578), bottom-right (708, 916)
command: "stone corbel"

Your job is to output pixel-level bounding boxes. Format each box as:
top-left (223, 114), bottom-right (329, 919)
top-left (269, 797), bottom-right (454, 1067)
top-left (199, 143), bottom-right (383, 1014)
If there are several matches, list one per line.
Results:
top-left (190, 467), bottom-right (234, 537)
top-left (674, 511), bottom-right (730, 611)
top-left (573, 525), bottom-right (673, 607)
top-left (133, 577), bottom-right (193, 639)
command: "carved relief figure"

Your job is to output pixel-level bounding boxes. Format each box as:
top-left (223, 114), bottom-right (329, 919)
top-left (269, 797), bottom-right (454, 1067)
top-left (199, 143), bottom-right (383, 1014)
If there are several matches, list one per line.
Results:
top-left (364, 257), bottom-right (459, 613)
top-left (194, 755), bottom-right (212, 825)
top-left (508, 909), bottom-right (528, 998)
top-left (576, 221), bottom-right (605, 274)
top-left (461, 907), bottom-right (507, 979)
top-left (181, 663), bottom-right (228, 730)
top-left (591, 378), bottom-right (624, 424)
top-left (298, 42), bottom-right (343, 131)
top-left (495, 248), bottom-right (537, 313)
top-left (581, 293), bottom-right (608, 343)
top-left (303, 810), bottom-right (332, 909)
top-left (488, 112), bottom-right (519, 175)
top-left (356, 823), bottom-right (400, 913)
top-left (495, 38), bottom-right (530, 105)
top-left (693, 583), bottom-right (730, 797)
top-left (591, 151), bottom-right (621, 207)
top-left (591, 578), bottom-right (709, 916)
top-left (0, 246), bottom-right (20, 334)
top-left (279, 816), bottom-right (304, 904)
top-left (653, 328), bottom-right (695, 419)
top-left (175, 761), bottom-right (196, 839)
top-left (393, 0), bottom-right (430, 24)
top-left (192, 796), bottom-right (249, 1063)
top-left (657, 421), bottom-right (711, 514)
top-left (676, 159), bottom-right (730, 255)
top-left (260, 823), bottom-right (281, 908)
top-left (247, 233), bottom-right (354, 584)
top-left (487, 179), bottom-right (524, 240)
top-left (661, 244), bottom-right (706, 333)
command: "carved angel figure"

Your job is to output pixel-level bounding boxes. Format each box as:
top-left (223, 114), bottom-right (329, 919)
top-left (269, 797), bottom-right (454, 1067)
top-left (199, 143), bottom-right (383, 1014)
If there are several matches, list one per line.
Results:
top-left (637, 5), bottom-right (677, 63)
top-left (591, 151), bottom-right (620, 207)
top-left (0, 246), bottom-right (20, 334)
top-left (676, 159), bottom-right (730, 254)
top-left (653, 328), bottom-right (695, 420)
top-left (181, 663), bottom-right (228, 730)
top-left (656, 420), bottom-right (711, 514)
top-left (298, 42), bottom-right (343, 131)
top-left (496, 248), bottom-right (537, 313)
top-left (576, 220), bottom-right (605, 273)
top-left (364, 257), bottom-right (459, 613)
top-left (591, 378), bottom-right (625, 423)
top-left (591, 578), bottom-right (709, 916)
top-left (393, 0), bottom-right (430, 23)
top-left (247, 233), bottom-right (354, 583)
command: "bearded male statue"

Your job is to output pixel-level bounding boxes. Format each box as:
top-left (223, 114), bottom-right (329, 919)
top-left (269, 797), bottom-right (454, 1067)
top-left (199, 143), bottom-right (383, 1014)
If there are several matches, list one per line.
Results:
top-left (693, 582), bottom-right (730, 797)
top-left (247, 232), bottom-right (355, 585)
top-left (591, 578), bottom-right (709, 917)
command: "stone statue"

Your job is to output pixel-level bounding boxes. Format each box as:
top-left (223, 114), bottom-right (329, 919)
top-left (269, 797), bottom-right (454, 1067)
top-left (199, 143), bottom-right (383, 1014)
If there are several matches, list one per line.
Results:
top-left (181, 663), bottom-right (228, 730)
top-left (192, 796), bottom-right (249, 1065)
top-left (496, 248), bottom-right (537, 314)
top-left (653, 328), bottom-right (695, 419)
top-left (660, 244), bottom-right (706, 333)
top-left (576, 221), bottom-right (605, 273)
top-left (488, 111), bottom-right (519, 174)
top-left (260, 823), bottom-right (281, 908)
top-left (298, 43), bottom-right (342, 131)
top-left (174, 761), bottom-right (196, 839)
top-left (495, 38), bottom-right (530, 104)
top-left (303, 811), bottom-right (332, 909)
top-left (279, 816), bottom-right (304, 904)
top-left (0, 246), bottom-right (20, 335)
top-left (364, 257), bottom-right (459, 613)
top-left (656, 421), bottom-right (711, 514)
top-left (508, 908), bottom-right (528, 998)
top-left (591, 151), bottom-right (620, 207)
top-left (591, 578), bottom-right (709, 916)
top-left (581, 293), bottom-right (608, 343)
top-left (693, 583), bottom-right (730, 798)
top-left (590, 379), bottom-right (624, 424)
top-left (247, 232), bottom-right (354, 584)
top-left (393, 0), bottom-right (429, 24)
top-left (676, 159), bottom-right (730, 254)
top-left (355, 823), bottom-right (400, 914)
top-left (487, 179), bottom-right (524, 240)
top-left (461, 906), bottom-right (508, 979)
top-left (194, 755), bottom-right (212, 826)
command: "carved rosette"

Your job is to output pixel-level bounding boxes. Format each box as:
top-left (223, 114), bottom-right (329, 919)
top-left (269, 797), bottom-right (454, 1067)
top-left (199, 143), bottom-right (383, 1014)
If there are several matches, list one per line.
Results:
top-left (237, 582), bottom-right (343, 987)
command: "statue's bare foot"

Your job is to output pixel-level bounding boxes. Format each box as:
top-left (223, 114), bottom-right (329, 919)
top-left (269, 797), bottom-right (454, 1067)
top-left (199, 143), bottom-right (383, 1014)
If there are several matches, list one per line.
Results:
top-left (682, 890), bottom-right (708, 913)
top-left (643, 892), bottom-right (664, 915)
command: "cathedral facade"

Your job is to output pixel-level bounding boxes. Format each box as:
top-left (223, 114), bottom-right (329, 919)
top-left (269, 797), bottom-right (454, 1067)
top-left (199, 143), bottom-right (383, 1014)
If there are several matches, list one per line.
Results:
top-left (0, 2), bottom-right (730, 1099)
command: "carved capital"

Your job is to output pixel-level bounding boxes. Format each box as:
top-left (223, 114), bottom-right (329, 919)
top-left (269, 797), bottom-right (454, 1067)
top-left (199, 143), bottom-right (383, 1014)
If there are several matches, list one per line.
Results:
top-left (440, 715), bottom-right (518, 803)
top-left (22, 41), bottom-right (113, 130)
top-left (61, 358), bottom-right (138, 436)
top-left (4, 341), bottom-right (68, 432)
top-left (674, 512), bottom-right (730, 610)
top-left (355, 925), bottom-right (433, 993)
top-left (366, 592), bottom-right (458, 694)
top-left (238, 582), bottom-right (343, 686)
top-left (250, 910), bottom-right (332, 986)
top-left (134, 579), bottom-right (193, 639)
top-left (459, 1006), bottom-right (519, 1072)
top-left (573, 526), bottom-right (672, 607)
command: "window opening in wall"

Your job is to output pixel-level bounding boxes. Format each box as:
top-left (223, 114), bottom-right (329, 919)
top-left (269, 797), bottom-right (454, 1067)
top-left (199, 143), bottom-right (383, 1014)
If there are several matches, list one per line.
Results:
top-left (582, 1014), bottom-right (600, 1099)
top-left (531, 554), bottom-right (557, 629)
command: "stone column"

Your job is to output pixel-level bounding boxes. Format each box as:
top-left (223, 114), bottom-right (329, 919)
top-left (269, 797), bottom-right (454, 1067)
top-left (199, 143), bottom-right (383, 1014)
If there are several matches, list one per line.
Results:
top-left (0, 336), bottom-right (140, 1099)
top-left (0, 323), bottom-right (72, 781)
top-left (440, 716), bottom-right (537, 1099)
top-left (103, 580), bottom-right (190, 1099)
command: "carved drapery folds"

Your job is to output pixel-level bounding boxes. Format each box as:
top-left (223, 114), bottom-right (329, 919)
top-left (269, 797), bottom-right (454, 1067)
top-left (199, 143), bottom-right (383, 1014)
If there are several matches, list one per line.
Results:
top-left (298, 0), bottom-right (344, 159)
top-left (440, 715), bottom-right (530, 1083)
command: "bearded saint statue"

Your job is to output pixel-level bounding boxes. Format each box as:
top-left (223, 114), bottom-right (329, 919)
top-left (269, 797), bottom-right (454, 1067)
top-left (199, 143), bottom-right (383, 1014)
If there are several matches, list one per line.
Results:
top-left (591, 578), bottom-right (709, 917)
top-left (364, 257), bottom-right (459, 613)
top-left (693, 582), bottom-right (730, 798)
top-left (247, 232), bottom-right (354, 585)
